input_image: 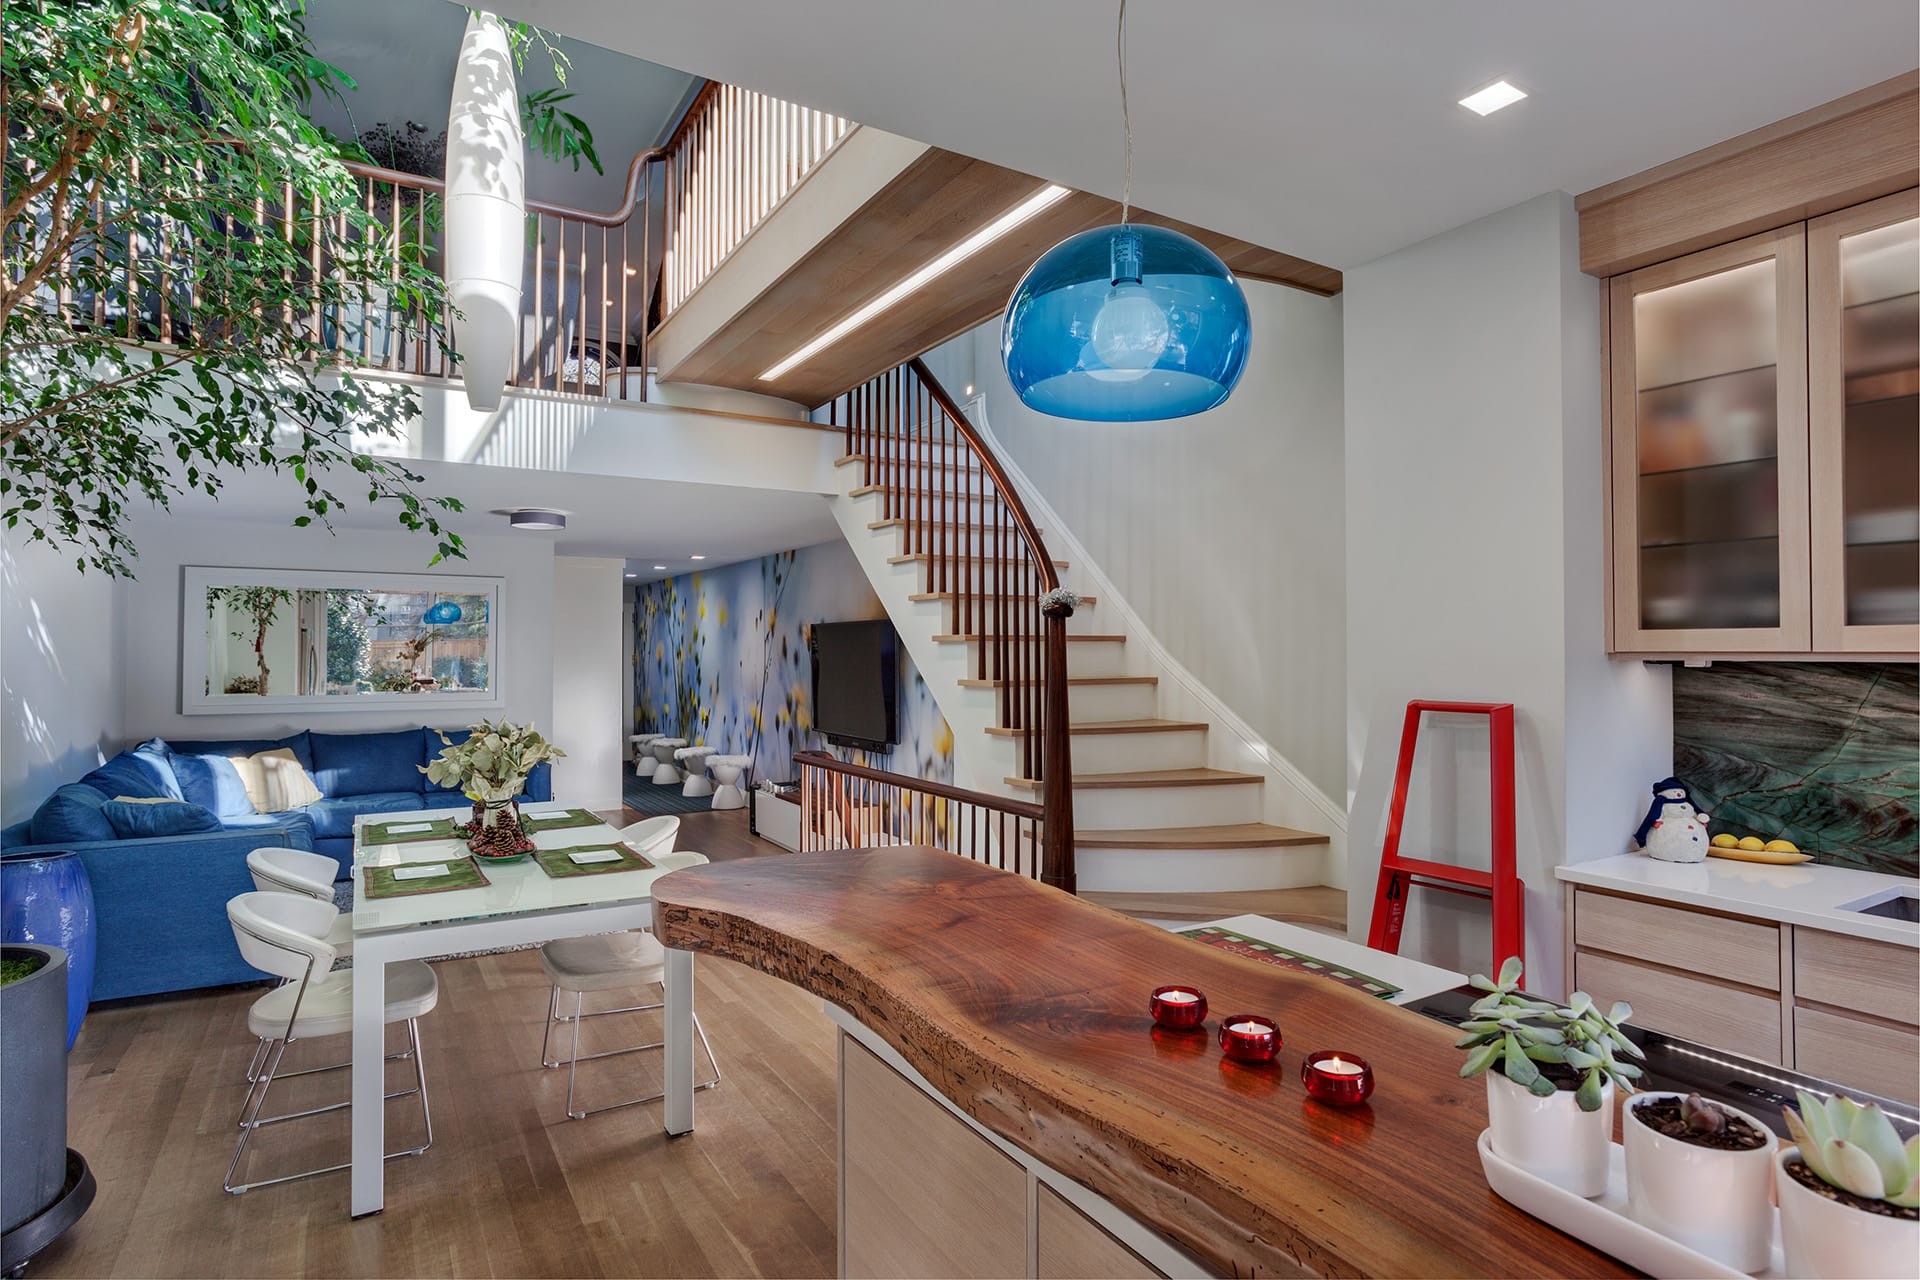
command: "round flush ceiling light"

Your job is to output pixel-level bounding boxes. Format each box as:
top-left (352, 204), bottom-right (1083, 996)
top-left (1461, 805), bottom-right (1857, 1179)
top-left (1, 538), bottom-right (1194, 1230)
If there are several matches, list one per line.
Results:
top-left (508, 508), bottom-right (567, 531)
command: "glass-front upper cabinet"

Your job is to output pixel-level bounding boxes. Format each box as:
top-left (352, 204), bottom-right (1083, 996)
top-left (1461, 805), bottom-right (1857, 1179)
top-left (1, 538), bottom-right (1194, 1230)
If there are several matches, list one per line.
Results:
top-left (1809, 191), bottom-right (1920, 652)
top-left (1609, 226), bottom-right (1810, 653)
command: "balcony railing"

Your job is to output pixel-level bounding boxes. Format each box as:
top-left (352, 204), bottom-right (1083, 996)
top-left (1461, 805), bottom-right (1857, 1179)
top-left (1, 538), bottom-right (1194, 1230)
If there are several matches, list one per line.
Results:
top-left (795, 751), bottom-right (1048, 880)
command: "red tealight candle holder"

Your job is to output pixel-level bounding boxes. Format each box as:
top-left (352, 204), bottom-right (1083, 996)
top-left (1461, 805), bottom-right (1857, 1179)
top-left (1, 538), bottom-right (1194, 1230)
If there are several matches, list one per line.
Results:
top-left (1149, 985), bottom-right (1208, 1030)
top-left (1301, 1050), bottom-right (1374, 1106)
top-left (1217, 1014), bottom-right (1281, 1064)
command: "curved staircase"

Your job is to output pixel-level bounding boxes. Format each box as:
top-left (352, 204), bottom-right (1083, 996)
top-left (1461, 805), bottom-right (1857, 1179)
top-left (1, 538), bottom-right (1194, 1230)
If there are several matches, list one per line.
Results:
top-left (826, 359), bottom-right (1331, 899)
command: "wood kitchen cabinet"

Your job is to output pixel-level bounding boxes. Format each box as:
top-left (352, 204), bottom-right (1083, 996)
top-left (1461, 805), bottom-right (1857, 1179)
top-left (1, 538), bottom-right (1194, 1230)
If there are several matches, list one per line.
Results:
top-left (1604, 189), bottom-right (1919, 658)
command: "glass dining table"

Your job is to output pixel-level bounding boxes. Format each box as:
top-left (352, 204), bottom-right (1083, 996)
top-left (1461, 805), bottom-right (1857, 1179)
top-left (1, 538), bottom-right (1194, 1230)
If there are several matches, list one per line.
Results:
top-left (346, 803), bottom-right (696, 1218)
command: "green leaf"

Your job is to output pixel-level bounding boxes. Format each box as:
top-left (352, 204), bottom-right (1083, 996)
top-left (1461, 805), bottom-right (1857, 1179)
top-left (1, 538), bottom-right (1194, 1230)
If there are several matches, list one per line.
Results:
top-left (1502, 1036), bottom-right (1540, 1088)
top-left (1575, 1068), bottom-right (1605, 1112)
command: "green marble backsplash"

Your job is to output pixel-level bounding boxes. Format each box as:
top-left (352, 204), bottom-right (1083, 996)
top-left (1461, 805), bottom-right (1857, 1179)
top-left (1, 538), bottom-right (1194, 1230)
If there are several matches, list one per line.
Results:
top-left (1673, 663), bottom-right (1918, 876)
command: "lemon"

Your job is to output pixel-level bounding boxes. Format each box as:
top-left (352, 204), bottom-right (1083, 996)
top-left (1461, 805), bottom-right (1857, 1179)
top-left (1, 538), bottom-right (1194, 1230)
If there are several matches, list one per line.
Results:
top-left (1737, 836), bottom-right (1766, 851)
top-left (1711, 833), bottom-right (1738, 848)
top-left (1764, 839), bottom-right (1800, 854)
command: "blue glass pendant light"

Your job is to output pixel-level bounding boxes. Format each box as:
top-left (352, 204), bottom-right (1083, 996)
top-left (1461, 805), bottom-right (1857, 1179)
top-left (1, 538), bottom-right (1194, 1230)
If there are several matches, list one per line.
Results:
top-left (1001, 0), bottom-right (1249, 422)
top-left (422, 600), bottom-right (464, 625)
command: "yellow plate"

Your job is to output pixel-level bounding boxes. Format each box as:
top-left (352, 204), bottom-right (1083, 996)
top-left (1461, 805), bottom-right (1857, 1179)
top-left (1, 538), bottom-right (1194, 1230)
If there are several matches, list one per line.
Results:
top-left (1707, 847), bottom-right (1815, 865)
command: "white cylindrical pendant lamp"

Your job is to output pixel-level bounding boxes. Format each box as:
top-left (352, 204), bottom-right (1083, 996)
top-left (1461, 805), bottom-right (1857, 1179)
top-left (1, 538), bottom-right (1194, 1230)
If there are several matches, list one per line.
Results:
top-left (444, 11), bottom-right (524, 411)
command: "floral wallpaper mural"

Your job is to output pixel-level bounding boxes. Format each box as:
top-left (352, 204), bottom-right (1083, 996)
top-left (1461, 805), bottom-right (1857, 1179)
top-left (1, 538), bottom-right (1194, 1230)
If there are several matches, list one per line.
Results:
top-left (634, 539), bottom-right (953, 785)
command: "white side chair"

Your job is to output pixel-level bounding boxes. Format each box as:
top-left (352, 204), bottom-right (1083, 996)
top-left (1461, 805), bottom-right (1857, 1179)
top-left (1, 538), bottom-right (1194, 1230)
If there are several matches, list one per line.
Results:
top-left (248, 846), bottom-right (354, 957)
top-left (616, 814), bottom-right (680, 857)
top-left (629, 733), bottom-right (662, 778)
top-left (649, 737), bottom-right (687, 784)
top-left (675, 746), bottom-right (716, 797)
top-left (536, 851), bottom-right (719, 1120)
top-left (706, 755), bottom-right (752, 810)
top-left (224, 892), bottom-right (438, 1194)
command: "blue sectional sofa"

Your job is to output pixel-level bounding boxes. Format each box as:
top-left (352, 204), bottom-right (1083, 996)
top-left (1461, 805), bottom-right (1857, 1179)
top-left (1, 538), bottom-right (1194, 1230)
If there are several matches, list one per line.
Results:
top-left (0, 728), bottom-right (551, 1000)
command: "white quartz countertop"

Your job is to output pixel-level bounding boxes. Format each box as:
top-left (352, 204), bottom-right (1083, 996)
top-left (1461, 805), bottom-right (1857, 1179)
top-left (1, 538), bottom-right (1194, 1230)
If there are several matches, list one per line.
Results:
top-left (1556, 853), bottom-right (1919, 948)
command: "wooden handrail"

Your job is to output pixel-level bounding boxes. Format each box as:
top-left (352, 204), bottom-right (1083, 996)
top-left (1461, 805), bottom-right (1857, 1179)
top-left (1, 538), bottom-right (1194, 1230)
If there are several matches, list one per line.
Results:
top-left (344, 149), bottom-right (664, 228)
top-left (794, 751), bottom-right (1044, 819)
top-left (795, 752), bottom-right (1049, 879)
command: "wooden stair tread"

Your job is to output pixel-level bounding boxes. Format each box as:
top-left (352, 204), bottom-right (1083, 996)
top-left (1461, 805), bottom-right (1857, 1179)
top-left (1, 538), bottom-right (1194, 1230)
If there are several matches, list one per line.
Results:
top-left (890, 553), bottom-right (1069, 567)
top-left (936, 632), bottom-right (1124, 643)
top-left (850, 484), bottom-right (996, 500)
top-left (1006, 767), bottom-right (1262, 790)
top-left (985, 719), bottom-right (1204, 737)
top-left (958, 675), bottom-right (1155, 688)
top-left (1076, 823), bottom-right (1328, 849)
top-left (910, 592), bottom-right (1096, 605)
top-left (871, 519), bottom-right (1040, 534)
top-left (1081, 886), bottom-right (1347, 929)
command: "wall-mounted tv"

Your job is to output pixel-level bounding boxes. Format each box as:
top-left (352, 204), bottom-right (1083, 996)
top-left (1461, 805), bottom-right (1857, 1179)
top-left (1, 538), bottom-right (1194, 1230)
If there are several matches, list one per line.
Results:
top-left (810, 620), bottom-right (899, 752)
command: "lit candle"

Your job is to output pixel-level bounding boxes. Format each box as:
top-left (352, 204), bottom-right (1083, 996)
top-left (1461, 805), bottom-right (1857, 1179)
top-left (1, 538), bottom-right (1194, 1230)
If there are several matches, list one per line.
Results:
top-left (1217, 1013), bottom-right (1280, 1064)
top-left (1149, 985), bottom-right (1208, 1030)
top-left (1301, 1049), bottom-right (1375, 1106)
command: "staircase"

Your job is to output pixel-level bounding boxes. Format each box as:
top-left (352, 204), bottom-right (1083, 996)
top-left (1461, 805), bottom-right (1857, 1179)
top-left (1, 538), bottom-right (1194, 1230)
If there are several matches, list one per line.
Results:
top-left (827, 360), bottom-right (1331, 899)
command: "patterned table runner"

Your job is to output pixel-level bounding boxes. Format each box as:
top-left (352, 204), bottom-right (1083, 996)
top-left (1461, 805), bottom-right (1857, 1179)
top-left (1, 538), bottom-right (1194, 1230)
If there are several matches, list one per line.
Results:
top-left (519, 808), bottom-right (604, 835)
top-left (534, 842), bottom-right (654, 878)
top-left (361, 816), bottom-right (465, 846)
top-left (362, 856), bottom-right (491, 899)
top-left (1178, 926), bottom-right (1404, 1000)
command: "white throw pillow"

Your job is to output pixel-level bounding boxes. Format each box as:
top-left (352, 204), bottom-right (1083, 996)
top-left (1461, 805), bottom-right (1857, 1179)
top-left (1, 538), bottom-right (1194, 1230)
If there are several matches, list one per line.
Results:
top-left (228, 748), bottom-right (324, 812)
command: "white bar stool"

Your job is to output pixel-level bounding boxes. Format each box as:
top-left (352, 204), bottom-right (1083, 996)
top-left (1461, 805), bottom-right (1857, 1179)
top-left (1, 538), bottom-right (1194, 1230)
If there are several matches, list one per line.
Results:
top-left (629, 733), bottom-right (662, 777)
top-left (536, 852), bottom-right (720, 1120)
top-left (224, 892), bottom-right (438, 1194)
top-left (675, 746), bottom-right (716, 797)
top-left (649, 737), bottom-right (687, 784)
top-left (706, 755), bottom-right (752, 810)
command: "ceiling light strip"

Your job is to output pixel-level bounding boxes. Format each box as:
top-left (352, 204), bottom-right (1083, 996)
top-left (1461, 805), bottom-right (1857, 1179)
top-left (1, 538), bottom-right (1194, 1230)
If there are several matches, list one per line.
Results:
top-left (759, 183), bottom-right (1072, 382)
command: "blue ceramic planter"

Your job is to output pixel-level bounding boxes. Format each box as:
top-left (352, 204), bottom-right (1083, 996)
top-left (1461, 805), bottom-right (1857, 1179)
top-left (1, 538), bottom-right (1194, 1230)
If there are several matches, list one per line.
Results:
top-left (2, 851), bottom-right (96, 1050)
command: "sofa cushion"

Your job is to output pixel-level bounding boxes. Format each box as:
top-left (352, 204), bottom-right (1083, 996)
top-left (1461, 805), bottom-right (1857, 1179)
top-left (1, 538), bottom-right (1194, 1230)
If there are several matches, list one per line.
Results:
top-left (29, 784), bottom-right (116, 845)
top-left (310, 730), bottom-right (425, 799)
top-left (171, 753), bottom-right (258, 818)
top-left (219, 807), bottom-right (318, 841)
top-left (304, 792), bottom-right (430, 840)
top-left (102, 799), bottom-right (222, 840)
top-left (80, 747), bottom-right (182, 802)
top-left (161, 732), bottom-right (314, 774)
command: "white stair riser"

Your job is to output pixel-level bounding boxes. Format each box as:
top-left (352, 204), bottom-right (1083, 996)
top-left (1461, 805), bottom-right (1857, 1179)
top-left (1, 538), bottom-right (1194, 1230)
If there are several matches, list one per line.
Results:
top-left (981, 728), bottom-right (1205, 776)
top-left (854, 492), bottom-right (1011, 522)
top-left (921, 600), bottom-right (1105, 636)
top-left (885, 528), bottom-right (1049, 558)
top-left (1069, 781), bottom-right (1262, 828)
top-left (959, 681), bottom-right (1158, 722)
top-left (1076, 844), bottom-right (1327, 894)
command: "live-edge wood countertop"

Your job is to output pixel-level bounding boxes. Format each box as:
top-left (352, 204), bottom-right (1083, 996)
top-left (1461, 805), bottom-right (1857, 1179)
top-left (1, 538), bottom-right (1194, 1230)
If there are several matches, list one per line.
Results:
top-left (653, 847), bottom-right (1630, 1279)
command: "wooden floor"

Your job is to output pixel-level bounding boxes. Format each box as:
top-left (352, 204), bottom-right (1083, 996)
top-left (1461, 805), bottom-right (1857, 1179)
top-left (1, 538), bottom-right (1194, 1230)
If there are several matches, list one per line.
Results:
top-left (38, 808), bottom-right (1349, 1278)
top-left (39, 810), bottom-right (842, 1280)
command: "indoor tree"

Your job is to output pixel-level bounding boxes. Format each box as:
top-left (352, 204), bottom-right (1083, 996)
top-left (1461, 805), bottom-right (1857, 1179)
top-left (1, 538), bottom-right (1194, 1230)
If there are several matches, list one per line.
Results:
top-left (1, 0), bottom-right (465, 577)
top-left (207, 584), bottom-right (294, 695)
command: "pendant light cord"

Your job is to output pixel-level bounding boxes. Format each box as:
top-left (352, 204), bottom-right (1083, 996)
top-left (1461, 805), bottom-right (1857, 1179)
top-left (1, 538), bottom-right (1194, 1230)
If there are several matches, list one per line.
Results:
top-left (1117, 0), bottom-right (1131, 227)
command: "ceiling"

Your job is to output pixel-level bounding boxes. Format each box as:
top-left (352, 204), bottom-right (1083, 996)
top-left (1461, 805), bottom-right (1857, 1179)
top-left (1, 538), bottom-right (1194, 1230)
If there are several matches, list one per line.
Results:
top-left (495, 0), bottom-right (1920, 268)
top-left (302, 0), bottom-right (697, 215)
top-left (165, 460), bottom-right (840, 584)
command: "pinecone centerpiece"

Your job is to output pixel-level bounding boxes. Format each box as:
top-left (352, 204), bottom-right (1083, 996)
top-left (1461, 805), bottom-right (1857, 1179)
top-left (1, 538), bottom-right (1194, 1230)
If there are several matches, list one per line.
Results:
top-left (421, 721), bottom-right (567, 859)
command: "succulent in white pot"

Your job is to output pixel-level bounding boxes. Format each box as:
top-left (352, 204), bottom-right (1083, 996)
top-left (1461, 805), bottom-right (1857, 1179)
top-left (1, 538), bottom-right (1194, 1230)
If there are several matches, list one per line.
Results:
top-left (1457, 957), bottom-right (1644, 1197)
top-left (1624, 1091), bottom-right (1776, 1272)
top-left (1776, 1089), bottom-right (1918, 1279)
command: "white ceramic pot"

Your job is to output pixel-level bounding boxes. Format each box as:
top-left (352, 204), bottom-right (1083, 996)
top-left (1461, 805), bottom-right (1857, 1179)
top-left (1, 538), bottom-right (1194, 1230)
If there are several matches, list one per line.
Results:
top-left (1623, 1091), bottom-right (1776, 1272)
top-left (1485, 1069), bottom-right (1613, 1198)
top-left (1776, 1147), bottom-right (1920, 1279)
top-left (444, 10), bottom-right (524, 411)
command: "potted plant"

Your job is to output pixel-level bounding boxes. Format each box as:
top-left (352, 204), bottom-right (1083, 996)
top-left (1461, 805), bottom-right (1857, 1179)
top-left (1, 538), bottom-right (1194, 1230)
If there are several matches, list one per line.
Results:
top-left (1776, 1090), bottom-right (1917, 1279)
top-left (2, 946), bottom-right (69, 1236)
top-left (1456, 957), bottom-right (1644, 1196)
top-left (1624, 1092), bottom-right (1775, 1271)
top-left (422, 720), bottom-right (566, 858)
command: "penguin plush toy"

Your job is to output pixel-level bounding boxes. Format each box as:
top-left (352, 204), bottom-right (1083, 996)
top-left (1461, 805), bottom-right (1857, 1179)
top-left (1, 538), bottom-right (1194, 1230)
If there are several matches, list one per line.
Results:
top-left (1632, 777), bottom-right (1712, 864)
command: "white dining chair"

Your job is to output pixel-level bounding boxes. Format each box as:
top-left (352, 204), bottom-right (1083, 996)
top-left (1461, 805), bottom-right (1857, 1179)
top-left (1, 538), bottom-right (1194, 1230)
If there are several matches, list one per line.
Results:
top-left (615, 814), bottom-right (680, 857)
top-left (224, 891), bottom-right (438, 1194)
top-left (536, 850), bottom-right (719, 1120)
top-left (248, 846), bottom-right (354, 954)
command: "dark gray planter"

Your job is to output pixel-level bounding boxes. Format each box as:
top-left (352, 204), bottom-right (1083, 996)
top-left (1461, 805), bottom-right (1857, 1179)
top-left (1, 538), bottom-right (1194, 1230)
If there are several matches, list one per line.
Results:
top-left (1, 944), bottom-right (67, 1235)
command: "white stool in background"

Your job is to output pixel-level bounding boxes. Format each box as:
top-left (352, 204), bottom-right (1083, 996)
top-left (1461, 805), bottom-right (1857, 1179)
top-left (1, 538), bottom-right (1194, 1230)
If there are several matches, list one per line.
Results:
top-left (649, 737), bottom-right (687, 784)
top-left (629, 733), bottom-right (662, 778)
top-left (675, 746), bottom-right (715, 797)
top-left (536, 851), bottom-right (721, 1120)
top-left (615, 815), bottom-right (679, 857)
top-left (706, 756), bottom-right (752, 810)
top-left (223, 892), bottom-right (437, 1193)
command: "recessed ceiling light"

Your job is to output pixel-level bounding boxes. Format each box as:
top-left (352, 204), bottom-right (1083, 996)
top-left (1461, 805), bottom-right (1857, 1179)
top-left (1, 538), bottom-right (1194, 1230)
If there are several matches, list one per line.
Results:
top-left (964, 384), bottom-right (975, 396)
top-left (759, 183), bottom-right (1071, 382)
top-left (508, 508), bottom-right (567, 530)
top-left (689, 554), bottom-right (706, 561)
top-left (652, 565), bottom-right (666, 571)
top-left (1459, 80), bottom-right (1526, 116)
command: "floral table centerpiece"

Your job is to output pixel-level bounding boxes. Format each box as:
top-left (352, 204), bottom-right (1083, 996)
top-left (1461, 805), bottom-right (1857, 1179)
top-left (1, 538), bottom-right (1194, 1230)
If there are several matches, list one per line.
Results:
top-left (422, 721), bottom-right (566, 858)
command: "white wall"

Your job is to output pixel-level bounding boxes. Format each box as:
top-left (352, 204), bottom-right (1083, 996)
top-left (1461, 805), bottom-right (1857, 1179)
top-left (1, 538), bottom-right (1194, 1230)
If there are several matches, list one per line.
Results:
top-left (959, 280), bottom-right (1349, 799)
top-left (2, 534), bottom-right (124, 823)
top-left (1342, 191), bottom-right (1670, 996)
top-left (550, 555), bottom-right (626, 810)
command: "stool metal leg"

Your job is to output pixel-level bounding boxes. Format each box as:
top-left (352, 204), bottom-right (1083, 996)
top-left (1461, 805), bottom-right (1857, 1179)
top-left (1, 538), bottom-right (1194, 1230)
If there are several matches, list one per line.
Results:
top-left (550, 985), bottom-right (721, 1121)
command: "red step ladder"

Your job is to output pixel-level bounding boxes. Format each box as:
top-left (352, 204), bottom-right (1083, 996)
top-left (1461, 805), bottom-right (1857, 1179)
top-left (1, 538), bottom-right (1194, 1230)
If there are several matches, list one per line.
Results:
top-left (1366, 701), bottom-right (1525, 976)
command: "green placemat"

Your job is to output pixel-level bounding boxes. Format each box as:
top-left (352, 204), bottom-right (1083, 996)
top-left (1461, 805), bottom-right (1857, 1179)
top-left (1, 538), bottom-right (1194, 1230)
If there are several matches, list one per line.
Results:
top-left (534, 842), bottom-right (653, 878)
top-left (519, 807), bottom-right (603, 835)
top-left (362, 816), bottom-right (465, 846)
top-left (362, 856), bottom-right (491, 899)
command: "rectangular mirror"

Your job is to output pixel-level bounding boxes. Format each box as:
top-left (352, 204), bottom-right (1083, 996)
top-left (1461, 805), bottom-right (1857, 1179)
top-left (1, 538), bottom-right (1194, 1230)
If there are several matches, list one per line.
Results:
top-left (182, 567), bottom-right (504, 714)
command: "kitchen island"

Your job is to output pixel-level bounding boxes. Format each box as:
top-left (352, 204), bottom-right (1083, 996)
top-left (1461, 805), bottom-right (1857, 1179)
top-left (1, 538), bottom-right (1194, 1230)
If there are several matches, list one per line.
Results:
top-left (654, 846), bottom-right (1630, 1278)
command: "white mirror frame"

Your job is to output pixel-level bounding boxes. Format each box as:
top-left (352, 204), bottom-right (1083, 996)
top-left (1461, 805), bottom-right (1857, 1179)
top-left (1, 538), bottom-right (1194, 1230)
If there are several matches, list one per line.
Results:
top-left (181, 566), bottom-right (505, 716)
